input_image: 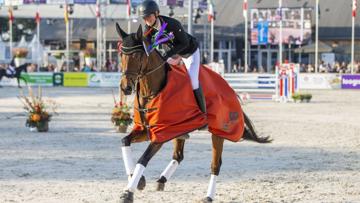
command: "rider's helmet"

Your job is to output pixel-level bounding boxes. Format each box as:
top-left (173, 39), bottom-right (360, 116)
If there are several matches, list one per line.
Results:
top-left (138, 0), bottom-right (160, 18)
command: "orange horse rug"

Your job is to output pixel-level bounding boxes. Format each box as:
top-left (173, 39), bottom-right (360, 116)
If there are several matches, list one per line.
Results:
top-left (132, 64), bottom-right (244, 143)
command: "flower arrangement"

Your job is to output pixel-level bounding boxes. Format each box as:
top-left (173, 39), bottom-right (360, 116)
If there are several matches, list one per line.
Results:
top-left (18, 86), bottom-right (58, 132)
top-left (12, 47), bottom-right (29, 58)
top-left (111, 91), bottom-right (132, 133)
top-left (84, 48), bottom-right (96, 58)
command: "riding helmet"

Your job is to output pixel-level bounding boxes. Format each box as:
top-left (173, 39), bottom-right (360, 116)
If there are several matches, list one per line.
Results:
top-left (138, 0), bottom-right (160, 18)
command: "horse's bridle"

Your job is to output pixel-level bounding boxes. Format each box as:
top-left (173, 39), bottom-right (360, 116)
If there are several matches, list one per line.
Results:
top-left (121, 44), bottom-right (166, 94)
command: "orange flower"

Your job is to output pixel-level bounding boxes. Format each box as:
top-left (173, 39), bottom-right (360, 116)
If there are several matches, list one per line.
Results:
top-left (31, 114), bottom-right (41, 122)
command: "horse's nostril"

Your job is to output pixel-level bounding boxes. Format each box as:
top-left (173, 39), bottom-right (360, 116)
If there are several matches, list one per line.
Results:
top-left (125, 86), bottom-right (132, 92)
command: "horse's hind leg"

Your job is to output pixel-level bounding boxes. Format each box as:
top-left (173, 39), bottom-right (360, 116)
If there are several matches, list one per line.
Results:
top-left (121, 131), bottom-right (148, 190)
top-left (120, 142), bottom-right (163, 203)
top-left (200, 134), bottom-right (224, 203)
top-left (156, 136), bottom-right (187, 191)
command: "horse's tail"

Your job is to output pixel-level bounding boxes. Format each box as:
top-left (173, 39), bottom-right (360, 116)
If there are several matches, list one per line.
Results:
top-left (242, 112), bottom-right (272, 143)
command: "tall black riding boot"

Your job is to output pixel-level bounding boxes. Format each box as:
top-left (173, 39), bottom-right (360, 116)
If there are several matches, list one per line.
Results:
top-left (193, 86), bottom-right (206, 114)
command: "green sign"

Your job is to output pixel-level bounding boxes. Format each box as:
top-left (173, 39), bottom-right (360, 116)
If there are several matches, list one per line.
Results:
top-left (63, 73), bottom-right (88, 87)
top-left (21, 73), bottom-right (53, 86)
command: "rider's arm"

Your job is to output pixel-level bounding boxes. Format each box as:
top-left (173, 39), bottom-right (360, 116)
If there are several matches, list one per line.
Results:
top-left (163, 19), bottom-right (189, 59)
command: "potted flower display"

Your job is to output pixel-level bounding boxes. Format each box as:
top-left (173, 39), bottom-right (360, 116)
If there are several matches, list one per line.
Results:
top-left (18, 87), bottom-right (58, 132)
top-left (111, 93), bottom-right (132, 133)
top-left (12, 47), bottom-right (29, 67)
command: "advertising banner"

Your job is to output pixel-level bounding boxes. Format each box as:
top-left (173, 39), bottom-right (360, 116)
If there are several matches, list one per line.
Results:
top-left (23, 0), bottom-right (46, 4)
top-left (251, 8), bottom-right (312, 45)
top-left (341, 75), bottom-right (360, 89)
top-left (22, 73), bottom-right (53, 86)
top-left (74, 0), bottom-right (96, 4)
top-left (53, 73), bottom-right (63, 86)
top-left (88, 73), bottom-right (121, 87)
top-left (5, 0), bottom-right (23, 5)
top-left (47, 0), bottom-right (74, 4)
top-left (257, 21), bottom-right (268, 45)
top-left (109, 0), bottom-right (126, 4)
top-left (299, 74), bottom-right (341, 89)
top-left (63, 73), bottom-right (88, 87)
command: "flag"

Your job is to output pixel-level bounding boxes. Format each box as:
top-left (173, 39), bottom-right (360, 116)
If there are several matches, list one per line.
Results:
top-left (243, 0), bottom-right (248, 18)
top-left (8, 8), bottom-right (14, 23)
top-left (207, 0), bottom-right (215, 22)
top-left (127, 0), bottom-right (131, 17)
top-left (35, 12), bottom-right (40, 24)
top-left (353, 0), bottom-right (357, 17)
top-left (64, 4), bottom-right (69, 24)
top-left (96, 4), bottom-right (101, 17)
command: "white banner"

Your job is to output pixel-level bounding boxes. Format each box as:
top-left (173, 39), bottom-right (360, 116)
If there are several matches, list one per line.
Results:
top-left (299, 74), bottom-right (341, 89)
top-left (46, 0), bottom-right (74, 4)
top-left (88, 73), bottom-right (121, 87)
top-left (4, 0), bottom-right (23, 6)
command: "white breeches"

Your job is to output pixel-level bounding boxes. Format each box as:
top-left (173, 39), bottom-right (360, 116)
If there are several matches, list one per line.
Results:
top-left (182, 48), bottom-right (200, 90)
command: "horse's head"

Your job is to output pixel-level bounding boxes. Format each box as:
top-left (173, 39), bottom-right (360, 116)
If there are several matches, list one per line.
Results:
top-left (116, 24), bottom-right (149, 95)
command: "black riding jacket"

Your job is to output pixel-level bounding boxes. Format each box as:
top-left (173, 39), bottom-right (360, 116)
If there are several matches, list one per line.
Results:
top-left (144, 15), bottom-right (198, 59)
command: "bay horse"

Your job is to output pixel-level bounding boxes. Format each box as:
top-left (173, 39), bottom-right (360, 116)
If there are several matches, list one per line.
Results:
top-left (116, 24), bottom-right (271, 203)
top-left (0, 62), bottom-right (29, 88)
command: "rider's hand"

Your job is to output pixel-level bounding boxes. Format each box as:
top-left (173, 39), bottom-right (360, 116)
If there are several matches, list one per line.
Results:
top-left (166, 57), bottom-right (181, 65)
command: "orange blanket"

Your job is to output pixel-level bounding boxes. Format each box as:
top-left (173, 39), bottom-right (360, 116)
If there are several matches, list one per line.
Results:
top-left (132, 65), bottom-right (244, 143)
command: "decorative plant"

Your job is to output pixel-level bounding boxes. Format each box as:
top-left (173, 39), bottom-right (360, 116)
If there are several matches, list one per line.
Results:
top-left (291, 93), bottom-right (301, 102)
top-left (111, 91), bottom-right (132, 129)
top-left (18, 86), bottom-right (58, 132)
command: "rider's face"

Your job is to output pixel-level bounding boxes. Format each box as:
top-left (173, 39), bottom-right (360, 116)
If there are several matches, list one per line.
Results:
top-left (143, 14), bottom-right (156, 26)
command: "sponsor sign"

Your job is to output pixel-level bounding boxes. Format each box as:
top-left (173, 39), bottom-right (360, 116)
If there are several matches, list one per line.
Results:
top-left (299, 74), bottom-right (341, 89)
top-left (23, 0), bottom-right (46, 4)
top-left (22, 73), bottom-right (53, 86)
top-left (63, 73), bottom-right (88, 87)
top-left (47, 0), bottom-right (74, 4)
top-left (5, 0), bottom-right (23, 5)
top-left (341, 75), bottom-right (360, 89)
top-left (88, 72), bottom-right (121, 87)
top-left (74, 0), bottom-right (96, 4)
top-left (53, 73), bottom-right (63, 86)
top-left (257, 20), bottom-right (268, 45)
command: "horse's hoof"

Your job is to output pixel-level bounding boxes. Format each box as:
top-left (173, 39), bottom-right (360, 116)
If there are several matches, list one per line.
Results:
top-left (137, 175), bottom-right (146, 190)
top-left (119, 190), bottom-right (134, 203)
top-left (198, 197), bottom-right (213, 203)
top-left (156, 182), bottom-right (165, 191)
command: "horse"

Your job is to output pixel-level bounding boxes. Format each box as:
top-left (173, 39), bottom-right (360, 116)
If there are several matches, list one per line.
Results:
top-left (116, 24), bottom-right (271, 203)
top-left (0, 63), bottom-right (29, 88)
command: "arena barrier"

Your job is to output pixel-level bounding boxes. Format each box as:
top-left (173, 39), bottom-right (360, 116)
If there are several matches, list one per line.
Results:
top-left (275, 63), bottom-right (300, 102)
top-left (223, 73), bottom-right (276, 100)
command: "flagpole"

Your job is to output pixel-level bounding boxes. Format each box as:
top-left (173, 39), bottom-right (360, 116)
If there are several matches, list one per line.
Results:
top-left (36, 8), bottom-right (40, 71)
top-left (351, 0), bottom-right (356, 74)
top-left (9, 7), bottom-right (13, 59)
top-left (208, 0), bottom-right (214, 63)
top-left (65, 3), bottom-right (70, 72)
top-left (127, 0), bottom-right (131, 33)
top-left (279, 0), bottom-right (283, 66)
top-left (96, 0), bottom-right (101, 71)
top-left (244, 0), bottom-right (248, 73)
top-left (315, 0), bottom-right (319, 73)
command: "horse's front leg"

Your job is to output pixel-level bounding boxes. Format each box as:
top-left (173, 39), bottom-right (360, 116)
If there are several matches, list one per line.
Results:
top-left (156, 136), bottom-right (187, 191)
top-left (199, 134), bottom-right (224, 203)
top-left (121, 130), bottom-right (148, 190)
top-left (120, 141), bottom-right (163, 203)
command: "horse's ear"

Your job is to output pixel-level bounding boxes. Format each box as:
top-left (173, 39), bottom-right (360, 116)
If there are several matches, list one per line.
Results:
top-left (116, 22), bottom-right (128, 39)
top-left (135, 24), bottom-right (143, 41)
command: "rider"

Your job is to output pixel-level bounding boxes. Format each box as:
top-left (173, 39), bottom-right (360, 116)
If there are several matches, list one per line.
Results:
top-left (137, 0), bottom-right (206, 114)
top-left (6, 58), bottom-right (16, 77)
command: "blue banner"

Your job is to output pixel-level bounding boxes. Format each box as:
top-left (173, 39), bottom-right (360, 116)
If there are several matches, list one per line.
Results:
top-left (74, 0), bottom-right (96, 4)
top-left (257, 20), bottom-right (268, 45)
top-left (109, 0), bottom-right (127, 4)
top-left (23, 0), bottom-right (46, 3)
